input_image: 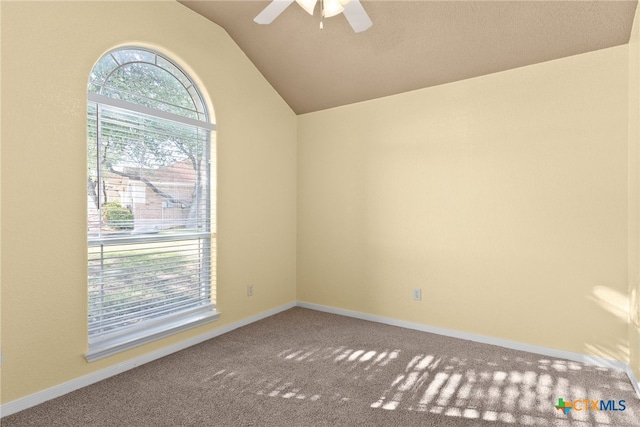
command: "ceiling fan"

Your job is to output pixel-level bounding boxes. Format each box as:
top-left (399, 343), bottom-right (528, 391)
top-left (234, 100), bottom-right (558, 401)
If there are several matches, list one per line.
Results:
top-left (254, 0), bottom-right (373, 33)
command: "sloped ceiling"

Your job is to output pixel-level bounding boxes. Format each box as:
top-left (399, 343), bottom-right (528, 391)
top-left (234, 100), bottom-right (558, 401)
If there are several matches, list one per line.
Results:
top-left (180, 0), bottom-right (638, 114)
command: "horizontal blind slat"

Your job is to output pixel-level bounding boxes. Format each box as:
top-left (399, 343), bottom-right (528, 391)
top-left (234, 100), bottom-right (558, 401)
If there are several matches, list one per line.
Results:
top-left (89, 289), bottom-right (208, 322)
top-left (88, 232), bottom-right (211, 247)
top-left (88, 275), bottom-right (209, 305)
top-left (88, 276), bottom-right (209, 306)
top-left (88, 274), bottom-right (210, 331)
top-left (88, 300), bottom-right (209, 334)
top-left (89, 256), bottom-right (210, 283)
top-left (88, 268), bottom-right (211, 331)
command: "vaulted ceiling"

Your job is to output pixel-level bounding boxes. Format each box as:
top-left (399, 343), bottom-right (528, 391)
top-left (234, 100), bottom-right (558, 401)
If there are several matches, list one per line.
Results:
top-left (180, 0), bottom-right (638, 114)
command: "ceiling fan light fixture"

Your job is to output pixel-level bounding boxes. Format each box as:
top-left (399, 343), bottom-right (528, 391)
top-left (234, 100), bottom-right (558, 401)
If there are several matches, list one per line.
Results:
top-left (322, 0), bottom-right (345, 18)
top-left (295, 0), bottom-right (317, 15)
top-left (254, 0), bottom-right (371, 33)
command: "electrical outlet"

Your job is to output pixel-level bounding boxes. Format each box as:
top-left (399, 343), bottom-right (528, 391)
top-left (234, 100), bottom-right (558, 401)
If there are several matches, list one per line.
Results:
top-left (413, 288), bottom-right (422, 301)
top-left (247, 284), bottom-right (254, 297)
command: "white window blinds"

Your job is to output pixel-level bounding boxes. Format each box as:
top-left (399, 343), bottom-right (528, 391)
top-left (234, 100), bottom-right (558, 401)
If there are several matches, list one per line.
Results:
top-left (87, 94), bottom-right (215, 355)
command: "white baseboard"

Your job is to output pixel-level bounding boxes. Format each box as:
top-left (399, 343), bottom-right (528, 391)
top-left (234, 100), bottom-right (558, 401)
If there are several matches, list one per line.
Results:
top-left (625, 363), bottom-right (640, 397)
top-left (0, 302), bottom-right (296, 418)
top-left (3, 300), bottom-right (639, 418)
top-left (296, 301), bottom-right (640, 398)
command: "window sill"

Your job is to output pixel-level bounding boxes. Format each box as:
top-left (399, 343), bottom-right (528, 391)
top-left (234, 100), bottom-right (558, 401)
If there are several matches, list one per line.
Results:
top-left (85, 305), bottom-right (219, 362)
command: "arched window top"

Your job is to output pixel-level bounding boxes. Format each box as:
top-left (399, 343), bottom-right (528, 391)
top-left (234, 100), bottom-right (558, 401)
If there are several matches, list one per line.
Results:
top-left (88, 47), bottom-right (207, 122)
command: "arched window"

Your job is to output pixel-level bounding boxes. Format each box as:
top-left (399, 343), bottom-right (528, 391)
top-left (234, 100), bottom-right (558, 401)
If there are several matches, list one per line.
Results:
top-left (86, 47), bottom-right (217, 361)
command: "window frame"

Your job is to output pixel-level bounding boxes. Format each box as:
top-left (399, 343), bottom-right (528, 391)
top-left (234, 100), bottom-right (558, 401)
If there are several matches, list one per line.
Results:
top-left (85, 47), bottom-right (218, 362)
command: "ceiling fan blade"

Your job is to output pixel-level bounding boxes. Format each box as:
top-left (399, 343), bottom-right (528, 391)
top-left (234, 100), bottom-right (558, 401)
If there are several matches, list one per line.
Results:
top-left (342, 0), bottom-right (372, 33)
top-left (254, 0), bottom-right (295, 24)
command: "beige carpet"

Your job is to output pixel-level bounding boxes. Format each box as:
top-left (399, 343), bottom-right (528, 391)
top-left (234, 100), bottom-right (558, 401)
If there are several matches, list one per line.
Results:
top-left (3, 307), bottom-right (639, 426)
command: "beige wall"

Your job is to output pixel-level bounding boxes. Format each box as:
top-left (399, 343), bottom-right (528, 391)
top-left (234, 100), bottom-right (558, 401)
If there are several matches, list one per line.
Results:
top-left (629, 4), bottom-right (640, 381)
top-left (298, 46), bottom-right (630, 361)
top-left (0, 1), bottom-right (297, 403)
